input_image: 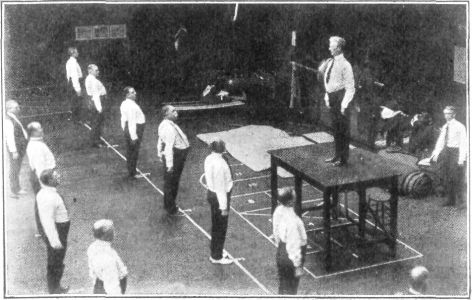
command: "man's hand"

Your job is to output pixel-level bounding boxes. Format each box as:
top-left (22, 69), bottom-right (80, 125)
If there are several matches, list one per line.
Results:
top-left (324, 93), bottom-right (330, 108)
top-left (431, 154), bottom-right (438, 163)
top-left (295, 267), bottom-right (304, 278)
top-left (459, 162), bottom-right (464, 167)
top-left (76, 89), bottom-right (82, 97)
top-left (12, 152), bottom-right (19, 160)
top-left (130, 139), bottom-right (138, 146)
top-left (167, 166), bottom-right (173, 173)
top-left (51, 242), bottom-right (64, 250)
top-left (221, 209), bottom-right (229, 216)
top-left (341, 106), bottom-right (346, 115)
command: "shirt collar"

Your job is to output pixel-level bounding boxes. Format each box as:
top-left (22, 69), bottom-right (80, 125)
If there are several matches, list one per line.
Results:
top-left (333, 53), bottom-right (344, 61)
top-left (41, 185), bottom-right (57, 193)
top-left (69, 56), bottom-right (77, 62)
top-left (408, 287), bottom-right (422, 295)
top-left (94, 239), bottom-right (112, 247)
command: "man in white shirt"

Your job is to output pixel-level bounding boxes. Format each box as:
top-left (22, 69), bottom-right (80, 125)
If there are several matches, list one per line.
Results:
top-left (430, 106), bottom-right (467, 207)
top-left (87, 219), bottom-right (128, 295)
top-left (204, 139), bottom-right (233, 265)
top-left (272, 187), bottom-right (307, 295)
top-left (5, 100), bottom-right (28, 197)
top-left (37, 169), bottom-right (70, 294)
top-left (65, 47), bottom-right (83, 122)
top-left (85, 64), bottom-right (107, 148)
top-left (323, 36), bottom-right (356, 166)
top-left (157, 105), bottom-right (190, 216)
top-left (120, 86), bottom-right (146, 178)
top-left (26, 122), bottom-right (56, 236)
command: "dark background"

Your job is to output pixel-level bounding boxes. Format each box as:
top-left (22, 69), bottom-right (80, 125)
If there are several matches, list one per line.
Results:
top-left (3, 3), bottom-right (467, 142)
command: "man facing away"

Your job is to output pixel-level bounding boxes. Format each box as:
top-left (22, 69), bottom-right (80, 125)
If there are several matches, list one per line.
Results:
top-left (157, 105), bottom-right (190, 216)
top-left (120, 86), bottom-right (146, 178)
top-left (323, 36), bottom-right (356, 167)
top-left (65, 46), bottom-right (83, 122)
top-left (204, 139), bottom-right (233, 265)
top-left (85, 64), bottom-right (107, 148)
top-left (87, 219), bottom-right (128, 295)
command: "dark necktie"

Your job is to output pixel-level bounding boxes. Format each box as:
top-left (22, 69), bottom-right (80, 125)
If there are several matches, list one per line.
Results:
top-left (444, 123), bottom-right (449, 147)
top-left (326, 58), bottom-right (335, 83)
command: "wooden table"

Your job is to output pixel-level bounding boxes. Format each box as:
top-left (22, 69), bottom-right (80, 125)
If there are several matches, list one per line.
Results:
top-left (269, 143), bottom-right (401, 270)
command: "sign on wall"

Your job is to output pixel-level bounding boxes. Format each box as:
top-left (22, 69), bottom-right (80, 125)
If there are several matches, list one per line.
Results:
top-left (76, 24), bottom-right (126, 40)
top-left (454, 46), bottom-right (466, 84)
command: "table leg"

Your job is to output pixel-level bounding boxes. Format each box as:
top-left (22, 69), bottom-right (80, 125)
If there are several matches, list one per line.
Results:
top-left (358, 186), bottom-right (367, 239)
top-left (271, 156), bottom-right (278, 215)
top-left (295, 176), bottom-right (302, 216)
top-left (332, 187), bottom-right (339, 220)
top-left (323, 189), bottom-right (332, 270)
top-left (389, 176), bottom-right (398, 257)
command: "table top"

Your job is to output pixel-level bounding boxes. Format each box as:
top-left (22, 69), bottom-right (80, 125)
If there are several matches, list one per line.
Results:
top-left (269, 143), bottom-right (401, 189)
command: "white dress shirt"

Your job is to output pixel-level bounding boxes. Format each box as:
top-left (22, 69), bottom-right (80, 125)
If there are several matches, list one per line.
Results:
top-left (204, 152), bottom-right (233, 210)
top-left (66, 56), bottom-right (83, 93)
top-left (272, 205), bottom-right (307, 267)
top-left (26, 137), bottom-right (56, 178)
top-left (85, 74), bottom-right (106, 112)
top-left (157, 119), bottom-right (189, 169)
top-left (324, 53), bottom-right (356, 110)
top-left (432, 118), bottom-right (467, 164)
top-left (87, 240), bottom-right (128, 295)
top-left (5, 112), bottom-right (27, 153)
top-left (120, 98), bottom-right (146, 140)
top-left (37, 186), bottom-right (70, 248)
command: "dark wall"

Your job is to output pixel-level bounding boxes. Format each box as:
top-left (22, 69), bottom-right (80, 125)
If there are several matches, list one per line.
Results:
top-left (4, 3), bottom-right (467, 119)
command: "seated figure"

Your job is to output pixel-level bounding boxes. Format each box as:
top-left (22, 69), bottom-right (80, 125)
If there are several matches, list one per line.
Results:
top-left (408, 112), bottom-right (436, 157)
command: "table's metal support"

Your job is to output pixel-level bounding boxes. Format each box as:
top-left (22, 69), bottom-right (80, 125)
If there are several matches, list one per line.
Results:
top-left (294, 176), bottom-right (302, 216)
top-left (389, 176), bottom-right (398, 257)
top-left (271, 156), bottom-right (278, 214)
top-left (358, 186), bottom-right (367, 239)
top-left (323, 188), bottom-right (332, 270)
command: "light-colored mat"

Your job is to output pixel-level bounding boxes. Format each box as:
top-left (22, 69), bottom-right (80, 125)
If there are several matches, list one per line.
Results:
top-left (197, 125), bottom-right (313, 177)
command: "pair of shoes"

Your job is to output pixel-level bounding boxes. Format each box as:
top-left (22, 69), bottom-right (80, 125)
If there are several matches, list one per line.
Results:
top-left (325, 156), bottom-right (339, 163)
top-left (53, 286), bottom-right (69, 294)
top-left (333, 161), bottom-right (346, 167)
top-left (209, 256), bottom-right (233, 265)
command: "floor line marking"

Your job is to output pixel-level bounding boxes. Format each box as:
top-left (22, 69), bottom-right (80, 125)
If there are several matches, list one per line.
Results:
top-left (233, 175), bottom-right (270, 182)
top-left (232, 190), bottom-right (271, 198)
top-left (239, 212), bottom-right (272, 217)
top-left (231, 207), bottom-right (320, 280)
top-left (81, 123), bottom-right (272, 295)
top-left (239, 197), bottom-right (323, 214)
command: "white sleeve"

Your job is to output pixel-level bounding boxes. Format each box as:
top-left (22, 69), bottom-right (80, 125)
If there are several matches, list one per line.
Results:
top-left (341, 62), bottom-right (356, 109)
top-left (128, 107), bottom-right (138, 140)
top-left (212, 162), bottom-right (229, 210)
top-left (458, 124), bottom-right (467, 164)
top-left (101, 257), bottom-right (123, 295)
top-left (161, 123), bottom-right (176, 168)
top-left (432, 125), bottom-right (446, 158)
top-left (38, 195), bottom-right (62, 248)
top-left (67, 61), bottom-right (82, 93)
top-left (5, 120), bottom-right (17, 153)
top-left (285, 220), bottom-right (305, 267)
top-left (120, 103), bottom-right (126, 130)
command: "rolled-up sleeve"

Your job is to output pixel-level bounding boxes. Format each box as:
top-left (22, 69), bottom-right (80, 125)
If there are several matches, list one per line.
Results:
top-left (341, 62), bottom-right (356, 109)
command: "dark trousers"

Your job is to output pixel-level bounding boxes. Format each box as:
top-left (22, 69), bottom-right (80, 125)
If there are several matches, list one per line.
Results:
top-left (124, 123), bottom-right (145, 177)
top-left (41, 221), bottom-right (70, 294)
top-left (439, 147), bottom-right (464, 205)
top-left (208, 190), bottom-right (230, 260)
top-left (8, 150), bottom-right (24, 194)
top-left (328, 89), bottom-right (351, 163)
top-left (90, 110), bottom-right (105, 146)
top-left (67, 81), bottom-right (82, 121)
top-left (93, 277), bottom-right (127, 294)
top-left (276, 242), bottom-right (306, 295)
top-left (163, 148), bottom-right (189, 214)
top-left (385, 115), bottom-right (403, 147)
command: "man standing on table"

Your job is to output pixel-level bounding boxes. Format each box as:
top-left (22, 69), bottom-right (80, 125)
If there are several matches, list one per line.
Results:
top-left (5, 100), bottom-right (28, 198)
top-left (120, 86), bottom-right (146, 178)
top-left (157, 105), bottom-right (190, 216)
top-left (36, 169), bottom-right (70, 294)
top-left (85, 64), bottom-right (107, 148)
top-left (204, 139), bottom-right (233, 265)
top-left (430, 106), bottom-right (467, 207)
top-left (323, 36), bottom-right (355, 166)
top-left (65, 46), bottom-right (83, 122)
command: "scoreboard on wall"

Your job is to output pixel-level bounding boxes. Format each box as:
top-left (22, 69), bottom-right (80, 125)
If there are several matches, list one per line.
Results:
top-left (75, 24), bottom-right (127, 41)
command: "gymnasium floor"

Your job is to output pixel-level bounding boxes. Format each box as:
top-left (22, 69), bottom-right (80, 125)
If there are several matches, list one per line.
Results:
top-left (4, 98), bottom-right (468, 296)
